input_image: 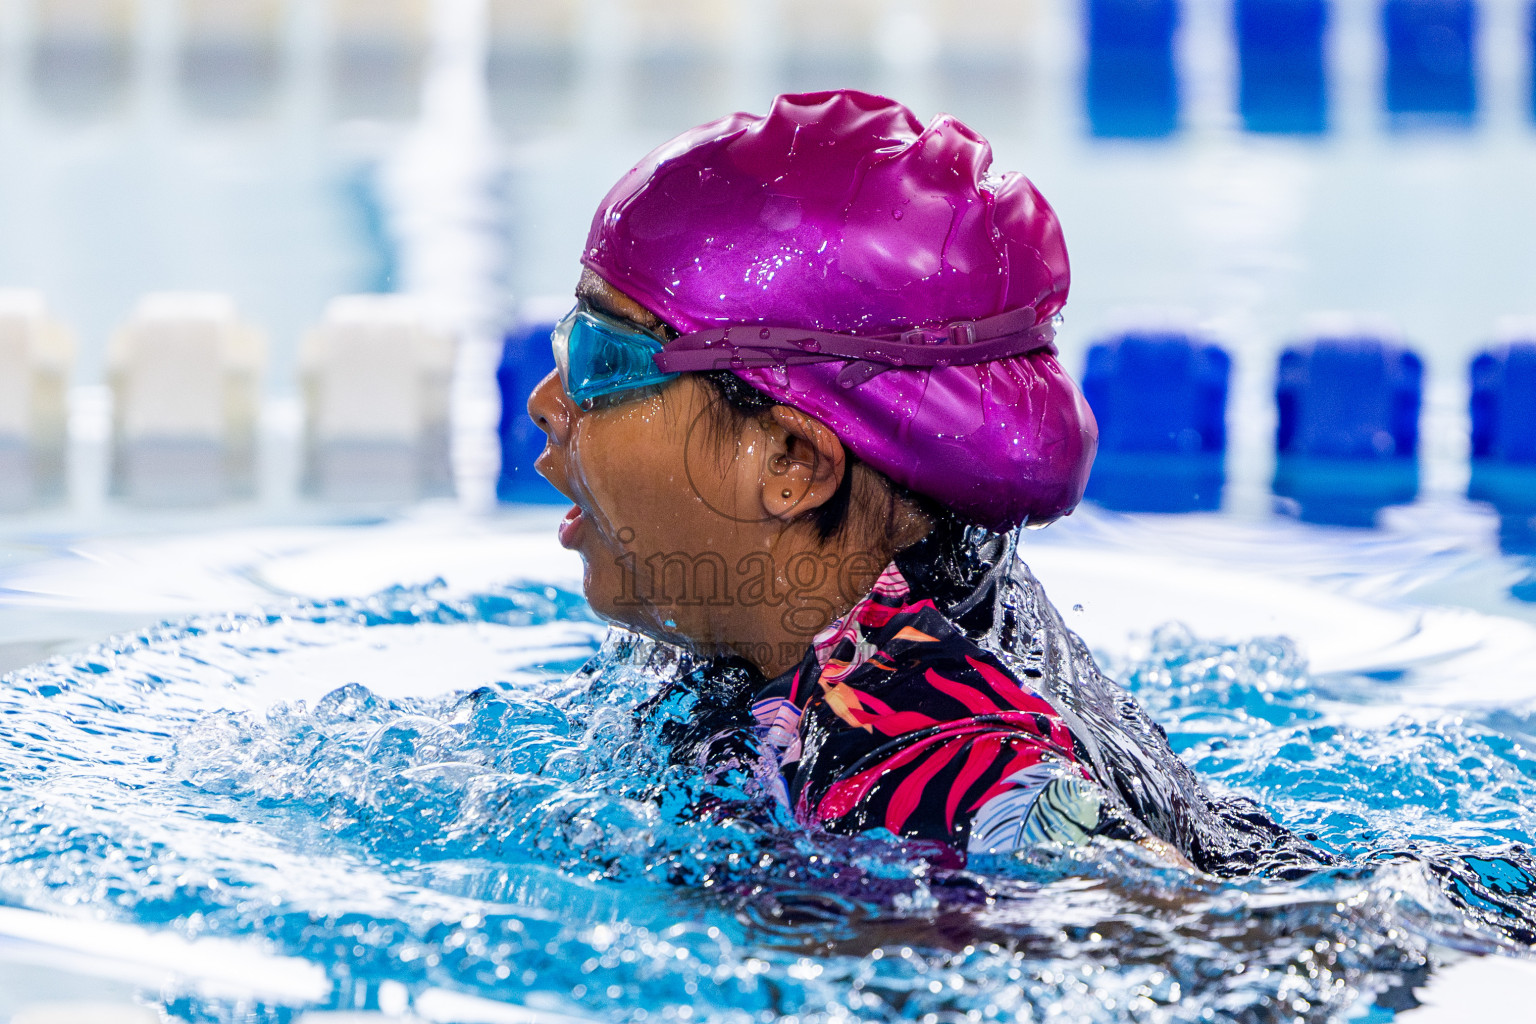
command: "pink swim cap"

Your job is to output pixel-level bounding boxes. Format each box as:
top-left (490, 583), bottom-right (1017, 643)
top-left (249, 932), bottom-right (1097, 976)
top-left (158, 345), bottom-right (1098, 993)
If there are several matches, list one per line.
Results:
top-left (583, 90), bottom-right (1096, 531)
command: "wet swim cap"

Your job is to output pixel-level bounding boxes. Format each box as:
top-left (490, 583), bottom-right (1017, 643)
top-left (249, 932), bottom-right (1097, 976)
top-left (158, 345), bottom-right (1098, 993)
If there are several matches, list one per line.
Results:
top-left (583, 90), bottom-right (1096, 531)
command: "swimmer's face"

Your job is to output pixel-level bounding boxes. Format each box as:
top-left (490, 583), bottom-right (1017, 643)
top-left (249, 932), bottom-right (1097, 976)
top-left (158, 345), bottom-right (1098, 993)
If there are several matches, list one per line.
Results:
top-left (527, 270), bottom-right (848, 656)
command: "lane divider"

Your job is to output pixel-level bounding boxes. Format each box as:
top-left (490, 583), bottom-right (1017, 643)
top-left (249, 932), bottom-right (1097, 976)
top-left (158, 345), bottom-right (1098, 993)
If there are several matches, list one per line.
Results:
top-left (9, 289), bottom-right (1536, 541)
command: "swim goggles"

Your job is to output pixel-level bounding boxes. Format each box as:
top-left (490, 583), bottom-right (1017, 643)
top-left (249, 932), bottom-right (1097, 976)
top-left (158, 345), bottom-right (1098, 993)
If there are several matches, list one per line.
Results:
top-left (552, 299), bottom-right (1062, 409)
top-left (551, 302), bottom-right (679, 410)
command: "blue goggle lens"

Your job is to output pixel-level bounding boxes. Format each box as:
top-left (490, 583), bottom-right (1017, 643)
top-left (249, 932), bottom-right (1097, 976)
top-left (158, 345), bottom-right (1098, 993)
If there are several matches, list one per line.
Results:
top-left (552, 307), bottom-right (678, 409)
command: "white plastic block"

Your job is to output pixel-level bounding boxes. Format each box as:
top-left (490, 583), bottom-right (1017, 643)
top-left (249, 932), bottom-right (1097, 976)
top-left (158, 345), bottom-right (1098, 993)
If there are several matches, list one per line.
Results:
top-left (109, 292), bottom-right (265, 503)
top-left (780, 0), bottom-right (884, 48)
top-left (327, 0), bottom-right (427, 119)
top-left (182, 0), bottom-right (285, 41)
top-left (485, 0), bottom-right (580, 132)
top-left (329, 0), bottom-right (428, 45)
top-left (300, 294), bottom-right (455, 501)
top-left (486, 0), bottom-right (579, 47)
top-left (30, 0), bottom-right (137, 118)
top-left (179, 0), bottom-right (285, 119)
top-left (0, 312), bottom-right (38, 441)
top-left (628, 0), bottom-right (734, 50)
top-left (931, 0), bottom-right (1033, 50)
top-left (33, 0), bottom-right (137, 40)
top-left (0, 290), bottom-right (74, 508)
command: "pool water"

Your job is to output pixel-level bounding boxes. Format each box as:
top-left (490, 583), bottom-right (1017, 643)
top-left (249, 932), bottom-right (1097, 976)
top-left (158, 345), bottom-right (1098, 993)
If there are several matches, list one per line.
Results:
top-left (2, 506), bottom-right (1535, 1023)
top-left (3, 0), bottom-right (1536, 1016)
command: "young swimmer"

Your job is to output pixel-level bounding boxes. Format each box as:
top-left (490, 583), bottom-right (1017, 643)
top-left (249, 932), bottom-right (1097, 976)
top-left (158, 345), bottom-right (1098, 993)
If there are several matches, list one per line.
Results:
top-left (529, 90), bottom-right (1324, 874)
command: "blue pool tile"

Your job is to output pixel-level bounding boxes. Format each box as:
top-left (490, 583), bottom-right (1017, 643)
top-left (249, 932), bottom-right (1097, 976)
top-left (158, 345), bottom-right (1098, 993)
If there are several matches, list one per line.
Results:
top-left (1082, 332), bottom-right (1230, 512)
top-left (1469, 342), bottom-right (1536, 552)
top-left (1383, 0), bottom-right (1477, 123)
top-left (1273, 337), bottom-right (1422, 526)
top-left (1084, 0), bottom-right (1180, 138)
top-left (497, 320), bottom-right (563, 504)
top-left (1234, 0), bottom-right (1329, 134)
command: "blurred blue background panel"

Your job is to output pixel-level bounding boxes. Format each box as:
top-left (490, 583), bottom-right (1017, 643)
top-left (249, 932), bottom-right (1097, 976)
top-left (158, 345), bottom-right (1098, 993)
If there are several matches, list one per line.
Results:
top-left (28, 8), bottom-right (134, 120)
top-left (1529, 0), bottom-right (1536, 123)
top-left (1470, 344), bottom-right (1536, 465)
top-left (1082, 332), bottom-right (1229, 512)
top-left (1273, 338), bottom-right (1422, 526)
top-left (1469, 343), bottom-right (1536, 552)
top-left (1234, 0), bottom-right (1329, 134)
top-left (1383, 0), bottom-right (1477, 122)
top-left (1084, 0), bottom-right (1180, 138)
top-left (497, 321), bottom-right (563, 504)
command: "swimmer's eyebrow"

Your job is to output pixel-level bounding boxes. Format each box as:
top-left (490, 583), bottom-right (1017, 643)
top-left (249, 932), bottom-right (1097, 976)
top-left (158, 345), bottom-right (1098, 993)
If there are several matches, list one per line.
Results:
top-left (574, 280), bottom-right (665, 333)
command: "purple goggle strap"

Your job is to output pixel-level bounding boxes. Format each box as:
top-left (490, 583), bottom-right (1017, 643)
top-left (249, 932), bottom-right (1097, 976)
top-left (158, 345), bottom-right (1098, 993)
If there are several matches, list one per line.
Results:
top-left (651, 303), bottom-right (1057, 388)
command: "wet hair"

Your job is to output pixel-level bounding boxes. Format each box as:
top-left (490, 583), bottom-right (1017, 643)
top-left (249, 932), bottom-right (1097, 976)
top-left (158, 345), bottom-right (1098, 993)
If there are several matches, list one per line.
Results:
top-left (698, 370), bottom-right (968, 553)
top-left (698, 370), bottom-right (854, 541)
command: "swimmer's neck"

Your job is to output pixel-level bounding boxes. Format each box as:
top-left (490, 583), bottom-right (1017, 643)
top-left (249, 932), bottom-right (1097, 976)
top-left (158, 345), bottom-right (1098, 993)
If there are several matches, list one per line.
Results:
top-left (703, 540), bottom-right (869, 678)
top-left (693, 529), bottom-right (918, 678)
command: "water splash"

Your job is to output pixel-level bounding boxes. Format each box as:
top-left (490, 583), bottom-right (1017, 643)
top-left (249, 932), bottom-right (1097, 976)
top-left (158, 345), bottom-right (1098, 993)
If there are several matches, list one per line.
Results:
top-left (1, 579), bottom-right (1534, 1021)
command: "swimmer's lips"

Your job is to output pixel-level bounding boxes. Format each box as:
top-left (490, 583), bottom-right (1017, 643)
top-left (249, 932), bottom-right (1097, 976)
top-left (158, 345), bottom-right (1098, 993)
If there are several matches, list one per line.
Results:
top-left (558, 504), bottom-right (586, 549)
top-left (533, 443), bottom-right (590, 550)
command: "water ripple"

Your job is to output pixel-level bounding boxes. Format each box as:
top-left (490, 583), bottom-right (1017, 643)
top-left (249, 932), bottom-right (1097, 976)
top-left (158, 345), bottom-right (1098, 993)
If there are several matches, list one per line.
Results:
top-left (1, 585), bottom-right (1534, 1021)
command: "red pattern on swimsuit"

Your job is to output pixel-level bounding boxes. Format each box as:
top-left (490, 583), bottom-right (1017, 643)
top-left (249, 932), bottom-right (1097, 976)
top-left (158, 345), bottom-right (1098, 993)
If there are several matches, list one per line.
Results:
top-left (750, 562), bottom-right (1098, 851)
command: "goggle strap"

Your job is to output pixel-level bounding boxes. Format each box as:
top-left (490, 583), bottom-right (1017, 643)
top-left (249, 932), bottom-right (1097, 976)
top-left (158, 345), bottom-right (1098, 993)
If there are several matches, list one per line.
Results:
top-left (652, 304), bottom-right (1056, 376)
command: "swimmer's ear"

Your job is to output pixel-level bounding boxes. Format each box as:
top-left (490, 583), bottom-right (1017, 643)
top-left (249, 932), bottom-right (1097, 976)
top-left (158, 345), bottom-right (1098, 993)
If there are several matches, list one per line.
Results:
top-left (760, 406), bottom-right (845, 523)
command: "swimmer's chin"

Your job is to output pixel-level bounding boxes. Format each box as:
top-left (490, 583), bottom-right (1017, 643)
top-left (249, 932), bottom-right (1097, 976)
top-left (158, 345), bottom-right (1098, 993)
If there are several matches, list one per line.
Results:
top-left (581, 583), bottom-right (694, 650)
top-left (585, 596), bottom-right (781, 669)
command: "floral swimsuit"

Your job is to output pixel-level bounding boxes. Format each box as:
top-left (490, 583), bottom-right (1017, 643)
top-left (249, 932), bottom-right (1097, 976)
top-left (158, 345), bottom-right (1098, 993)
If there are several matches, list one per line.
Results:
top-left (748, 560), bottom-right (1139, 859)
top-left (635, 536), bottom-right (1335, 874)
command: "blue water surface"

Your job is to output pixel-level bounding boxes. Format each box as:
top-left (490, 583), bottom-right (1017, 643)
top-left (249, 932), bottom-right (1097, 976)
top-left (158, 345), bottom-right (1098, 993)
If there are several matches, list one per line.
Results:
top-left (1, 568), bottom-right (1535, 1023)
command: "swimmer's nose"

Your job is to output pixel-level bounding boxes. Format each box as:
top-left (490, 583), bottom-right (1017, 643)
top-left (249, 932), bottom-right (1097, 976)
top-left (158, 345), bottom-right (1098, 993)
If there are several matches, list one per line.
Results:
top-left (527, 370), bottom-right (574, 446)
